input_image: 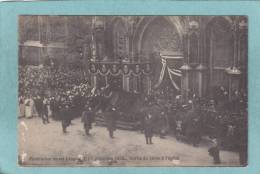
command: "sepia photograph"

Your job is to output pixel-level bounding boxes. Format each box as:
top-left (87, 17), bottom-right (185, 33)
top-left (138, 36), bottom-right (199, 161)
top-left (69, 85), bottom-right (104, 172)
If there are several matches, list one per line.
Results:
top-left (18, 15), bottom-right (248, 167)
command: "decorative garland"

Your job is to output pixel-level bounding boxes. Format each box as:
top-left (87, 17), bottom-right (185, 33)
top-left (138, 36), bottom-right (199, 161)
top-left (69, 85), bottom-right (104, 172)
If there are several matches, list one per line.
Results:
top-left (89, 63), bottom-right (152, 76)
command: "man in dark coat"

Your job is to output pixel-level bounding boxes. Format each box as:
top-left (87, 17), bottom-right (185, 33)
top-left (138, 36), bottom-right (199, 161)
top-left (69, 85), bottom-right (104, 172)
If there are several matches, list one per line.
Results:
top-left (208, 138), bottom-right (221, 164)
top-left (144, 113), bottom-right (153, 144)
top-left (159, 111), bottom-right (168, 138)
top-left (50, 97), bottom-right (55, 118)
top-left (42, 97), bottom-right (50, 124)
top-left (105, 106), bottom-right (117, 138)
top-left (34, 95), bottom-right (43, 118)
top-left (81, 106), bottom-right (94, 135)
top-left (185, 105), bottom-right (201, 146)
top-left (61, 104), bottom-right (71, 133)
top-left (188, 118), bottom-right (201, 147)
top-left (175, 119), bottom-right (183, 140)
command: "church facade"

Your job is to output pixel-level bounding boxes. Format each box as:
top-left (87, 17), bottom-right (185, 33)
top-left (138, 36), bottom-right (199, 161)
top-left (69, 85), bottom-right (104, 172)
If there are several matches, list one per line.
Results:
top-left (19, 16), bottom-right (248, 101)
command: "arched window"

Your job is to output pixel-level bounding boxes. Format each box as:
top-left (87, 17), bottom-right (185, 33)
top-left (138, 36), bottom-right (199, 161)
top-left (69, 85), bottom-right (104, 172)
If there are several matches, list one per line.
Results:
top-left (206, 17), bottom-right (233, 89)
top-left (49, 16), bottom-right (66, 42)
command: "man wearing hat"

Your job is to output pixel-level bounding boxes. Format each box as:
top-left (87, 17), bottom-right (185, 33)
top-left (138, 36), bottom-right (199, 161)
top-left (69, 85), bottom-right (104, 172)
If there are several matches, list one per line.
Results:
top-left (105, 106), bottom-right (117, 138)
top-left (61, 104), bottom-right (71, 133)
top-left (208, 138), bottom-right (221, 164)
top-left (81, 105), bottom-right (94, 135)
top-left (144, 113), bottom-right (154, 144)
top-left (34, 95), bottom-right (43, 118)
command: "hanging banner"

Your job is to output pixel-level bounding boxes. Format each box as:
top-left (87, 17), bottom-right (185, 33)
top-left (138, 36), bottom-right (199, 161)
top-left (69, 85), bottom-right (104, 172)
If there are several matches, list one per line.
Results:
top-left (154, 57), bottom-right (182, 90)
top-left (168, 67), bottom-right (181, 91)
top-left (168, 68), bottom-right (182, 77)
top-left (154, 58), bottom-right (167, 88)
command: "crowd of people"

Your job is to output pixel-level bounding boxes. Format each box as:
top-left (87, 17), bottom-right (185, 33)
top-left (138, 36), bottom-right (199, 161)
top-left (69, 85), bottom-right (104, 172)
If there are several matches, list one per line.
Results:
top-left (18, 65), bottom-right (248, 165)
top-left (139, 87), bottom-right (248, 165)
top-left (19, 65), bottom-right (88, 97)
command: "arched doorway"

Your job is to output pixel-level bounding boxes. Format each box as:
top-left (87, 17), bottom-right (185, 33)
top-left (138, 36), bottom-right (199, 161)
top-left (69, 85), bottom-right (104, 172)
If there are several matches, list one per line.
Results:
top-left (206, 17), bottom-right (233, 97)
top-left (134, 16), bottom-right (183, 96)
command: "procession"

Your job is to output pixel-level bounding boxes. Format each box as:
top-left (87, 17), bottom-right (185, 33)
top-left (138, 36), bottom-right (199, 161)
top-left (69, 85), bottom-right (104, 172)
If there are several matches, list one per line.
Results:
top-left (18, 64), bottom-right (247, 166)
top-left (18, 15), bottom-right (248, 166)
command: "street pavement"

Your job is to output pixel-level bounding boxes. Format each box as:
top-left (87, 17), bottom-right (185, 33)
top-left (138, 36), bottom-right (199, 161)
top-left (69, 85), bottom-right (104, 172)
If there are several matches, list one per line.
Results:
top-left (18, 117), bottom-right (240, 166)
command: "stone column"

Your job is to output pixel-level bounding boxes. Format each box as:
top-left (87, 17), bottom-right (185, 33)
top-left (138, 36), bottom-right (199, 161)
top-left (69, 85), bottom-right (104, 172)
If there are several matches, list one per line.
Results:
top-left (226, 16), bottom-right (242, 101)
top-left (90, 17), bottom-right (97, 89)
top-left (94, 17), bottom-right (105, 60)
top-left (146, 75), bottom-right (152, 95)
top-left (238, 18), bottom-right (248, 91)
top-left (180, 64), bottom-right (191, 102)
top-left (92, 75), bottom-right (97, 89)
top-left (180, 29), bottom-right (191, 101)
top-left (37, 16), bottom-right (42, 65)
top-left (195, 19), bottom-right (207, 98)
top-left (91, 17), bottom-right (97, 61)
top-left (196, 64), bottom-right (207, 97)
top-left (209, 31), bottom-right (214, 98)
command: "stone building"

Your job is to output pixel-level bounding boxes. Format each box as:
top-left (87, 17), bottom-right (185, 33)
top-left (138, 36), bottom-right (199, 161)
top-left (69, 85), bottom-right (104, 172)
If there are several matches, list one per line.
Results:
top-left (19, 16), bottom-right (248, 101)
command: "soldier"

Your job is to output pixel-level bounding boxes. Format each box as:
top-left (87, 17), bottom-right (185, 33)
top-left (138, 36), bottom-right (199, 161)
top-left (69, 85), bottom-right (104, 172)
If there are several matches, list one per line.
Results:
top-left (144, 113), bottom-right (153, 144)
top-left (81, 106), bottom-right (94, 135)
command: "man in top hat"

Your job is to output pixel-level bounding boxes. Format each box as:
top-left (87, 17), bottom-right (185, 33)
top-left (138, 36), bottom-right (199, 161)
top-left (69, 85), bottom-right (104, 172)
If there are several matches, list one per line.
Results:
top-left (208, 138), bottom-right (221, 164)
top-left (61, 104), bottom-right (71, 133)
top-left (34, 95), bottom-right (43, 118)
top-left (105, 104), bottom-right (118, 138)
top-left (81, 105), bottom-right (94, 136)
top-left (144, 113), bottom-right (154, 144)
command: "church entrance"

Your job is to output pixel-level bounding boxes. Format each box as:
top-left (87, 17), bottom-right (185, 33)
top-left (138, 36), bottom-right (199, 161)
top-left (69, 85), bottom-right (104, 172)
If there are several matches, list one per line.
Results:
top-left (136, 17), bottom-right (184, 97)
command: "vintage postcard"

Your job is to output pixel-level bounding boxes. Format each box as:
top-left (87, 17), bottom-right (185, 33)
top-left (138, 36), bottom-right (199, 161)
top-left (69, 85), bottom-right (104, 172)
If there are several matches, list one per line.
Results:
top-left (18, 15), bottom-right (248, 167)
